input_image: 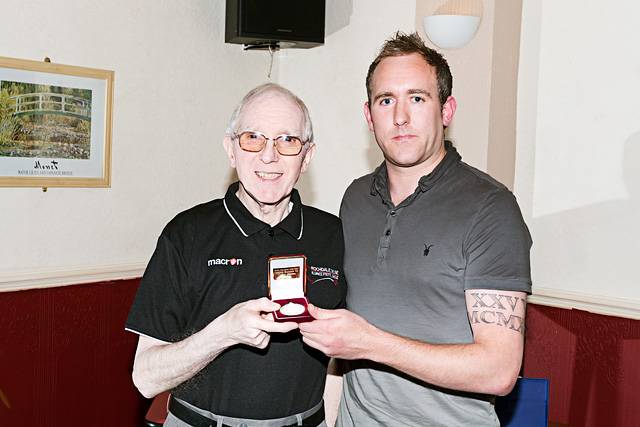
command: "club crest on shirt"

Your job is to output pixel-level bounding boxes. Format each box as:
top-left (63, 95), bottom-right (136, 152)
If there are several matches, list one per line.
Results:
top-left (309, 265), bottom-right (339, 285)
top-left (207, 257), bottom-right (243, 267)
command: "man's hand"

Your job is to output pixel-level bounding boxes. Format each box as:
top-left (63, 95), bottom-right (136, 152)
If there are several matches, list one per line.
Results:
top-left (217, 297), bottom-right (298, 349)
top-left (298, 304), bottom-right (380, 359)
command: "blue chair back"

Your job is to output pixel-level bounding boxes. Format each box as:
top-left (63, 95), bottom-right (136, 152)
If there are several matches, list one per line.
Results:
top-left (495, 377), bottom-right (549, 427)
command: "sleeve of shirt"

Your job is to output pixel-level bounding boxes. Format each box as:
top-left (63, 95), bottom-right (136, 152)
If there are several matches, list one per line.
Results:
top-left (125, 227), bottom-right (190, 342)
top-left (307, 218), bottom-right (348, 310)
top-left (336, 224), bottom-right (348, 309)
top-left (463, 189), bottom-right (533, 293)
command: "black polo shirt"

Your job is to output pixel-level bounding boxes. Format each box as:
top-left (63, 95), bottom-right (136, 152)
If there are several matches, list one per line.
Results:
top-left (126, 182), bottom-right (346, 419)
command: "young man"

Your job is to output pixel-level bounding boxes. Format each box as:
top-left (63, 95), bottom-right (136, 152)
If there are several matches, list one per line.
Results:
top-left (126, 83), bottom-right (346, 427)
top-left (299, 32), bottom-right (532, 426)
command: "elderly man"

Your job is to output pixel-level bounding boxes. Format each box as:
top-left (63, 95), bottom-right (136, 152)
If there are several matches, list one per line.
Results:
top-left (126, 83), bottom-right (346, 427)
top-left (299, 32), bottom-right (532, 426)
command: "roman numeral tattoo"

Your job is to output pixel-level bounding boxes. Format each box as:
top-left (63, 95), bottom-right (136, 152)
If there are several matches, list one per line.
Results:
top-left (469, 292), bottom-right (526, 335)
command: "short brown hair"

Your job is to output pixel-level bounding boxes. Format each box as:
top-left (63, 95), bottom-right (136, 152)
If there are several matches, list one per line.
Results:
top-left (366, 32), bottom-right (452, 107)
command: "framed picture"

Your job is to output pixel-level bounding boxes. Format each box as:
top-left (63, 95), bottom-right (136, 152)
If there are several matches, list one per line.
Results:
top-left (0, 56), bottom-right (114, 188)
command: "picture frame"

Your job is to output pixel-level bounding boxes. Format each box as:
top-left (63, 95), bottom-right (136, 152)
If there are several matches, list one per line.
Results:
top-left (0, 56), bottom-right (114, 188)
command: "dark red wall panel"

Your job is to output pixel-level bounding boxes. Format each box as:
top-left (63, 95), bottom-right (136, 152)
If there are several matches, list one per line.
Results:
top-left (2, 281), bottom-right (639, 426)
top-left (523, 304), bottom-right (640, 427)
top-left (0, 279), bottom-right (149, 426)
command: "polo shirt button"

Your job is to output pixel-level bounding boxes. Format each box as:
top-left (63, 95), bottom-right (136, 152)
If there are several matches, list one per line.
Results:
top-left (385, 229), bottom-right (391, 236)
top-left (268, 228), bottom-right (275, 237)
top-left (390, 210), bottom-right (397, 216)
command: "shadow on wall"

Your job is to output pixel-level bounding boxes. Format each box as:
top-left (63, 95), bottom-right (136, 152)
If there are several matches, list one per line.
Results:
top-left (295, 0), bottom-right (354, 207)
top-left (296, 172), bottom-right (316, 206)
top-left (224, 168), bottom-right (238, 190)
top-left (531, 130), bottom-right (640, 291)
top-left (325, 0), bottom-right (353, 36)
top-left (365, 121), bottom-right (384, 172)
top-left (297, 119), bottom-right (384, 208)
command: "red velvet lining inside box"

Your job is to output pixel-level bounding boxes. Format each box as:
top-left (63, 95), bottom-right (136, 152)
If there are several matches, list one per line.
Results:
top-left (272, 297), bottom-right (312, 323)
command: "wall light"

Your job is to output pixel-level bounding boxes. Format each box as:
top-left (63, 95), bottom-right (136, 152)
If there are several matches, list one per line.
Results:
top-left (423, 0), bottom-right (483, 49)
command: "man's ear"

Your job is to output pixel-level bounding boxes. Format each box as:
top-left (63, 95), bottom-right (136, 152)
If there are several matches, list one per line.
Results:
top-left (300, 143), bottom-right (316, 174)
top-left (364, 101), bottom-right (374, 132)
top-left (441, 96), bottom-right (457, 127)
top-left (223, 135), bottom-right (236, 168)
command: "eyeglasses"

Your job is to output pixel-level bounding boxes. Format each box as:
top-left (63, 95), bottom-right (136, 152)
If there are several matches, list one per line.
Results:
top-left (234, 131), bottom-right (307, 156)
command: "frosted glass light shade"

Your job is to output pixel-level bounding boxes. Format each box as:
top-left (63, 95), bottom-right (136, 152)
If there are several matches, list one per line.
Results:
top-left (423, 15), bottom-right (481, 49)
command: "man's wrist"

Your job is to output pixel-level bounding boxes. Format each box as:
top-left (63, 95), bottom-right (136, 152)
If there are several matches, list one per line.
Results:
top-left (201, 316), bottom-right (235, 354)
top-left (362, 323), bottom-right (389, 363)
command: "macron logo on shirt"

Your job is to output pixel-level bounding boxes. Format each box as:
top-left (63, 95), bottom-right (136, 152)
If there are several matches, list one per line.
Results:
top-left (207, 257), bottom-right (243, 267)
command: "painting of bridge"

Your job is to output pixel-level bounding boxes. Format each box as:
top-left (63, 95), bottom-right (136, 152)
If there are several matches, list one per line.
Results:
top-left (0, 80), bottom-right (92, 159)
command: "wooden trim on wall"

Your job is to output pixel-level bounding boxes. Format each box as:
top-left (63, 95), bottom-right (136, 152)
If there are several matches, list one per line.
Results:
top-left (529, 286), bottom-right (640, 320)
top-left (0, 263), bottom-right (145, 292)
top-left (2, 265), bottom-right (638, 321)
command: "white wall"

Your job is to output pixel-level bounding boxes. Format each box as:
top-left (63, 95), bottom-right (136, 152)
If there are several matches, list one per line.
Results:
top-left (516, 0), bottom-right (640, 315)
top-left (0, 0), bottom-right (523, 292)
top-left (1, 0), bottom-right (421, 289)
top-left (280, 0), bottom-right (501, 214)
top-left (0, 0), bottom-right (274, 288)
top-left (278, 0), bottom-right (416, 214)
top-left (415, 0), bottom-right (496, 174)
top-left (12, 0), bottom-right (633, 319)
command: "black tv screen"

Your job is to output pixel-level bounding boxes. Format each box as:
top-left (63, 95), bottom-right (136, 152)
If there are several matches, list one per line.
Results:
top-left (226, 0), bottom-right (325, 48)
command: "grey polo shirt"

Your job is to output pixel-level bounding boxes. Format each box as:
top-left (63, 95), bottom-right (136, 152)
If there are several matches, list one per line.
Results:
top-left (337, 143), bottom-right (532, 427)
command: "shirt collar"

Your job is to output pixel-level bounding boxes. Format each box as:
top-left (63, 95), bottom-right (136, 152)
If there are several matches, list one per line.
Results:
top-left (223, 182), bottom-right (304, 239)
top-left (370, 140), bottom-right (461, 205)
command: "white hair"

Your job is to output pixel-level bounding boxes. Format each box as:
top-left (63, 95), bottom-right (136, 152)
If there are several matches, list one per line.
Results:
top-left (226, 83), bottom-right (314, 144)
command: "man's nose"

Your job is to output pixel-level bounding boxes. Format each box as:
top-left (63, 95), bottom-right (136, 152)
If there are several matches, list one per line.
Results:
top-left (393, 102), bottom-right (409, 127)
top-left (260, 138), bottom-right (279, 163)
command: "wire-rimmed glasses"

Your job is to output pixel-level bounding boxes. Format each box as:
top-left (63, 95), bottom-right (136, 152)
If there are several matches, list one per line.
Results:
top-left (234, 131), bottom-right (307, 156)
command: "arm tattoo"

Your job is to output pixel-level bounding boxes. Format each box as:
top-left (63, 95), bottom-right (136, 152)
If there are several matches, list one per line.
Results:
top-left (468, 291), bottom-right (526, 335)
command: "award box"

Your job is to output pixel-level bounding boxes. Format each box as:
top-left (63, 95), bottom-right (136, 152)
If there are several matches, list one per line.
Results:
top-left (268, 255), bottom-right (312, 323)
